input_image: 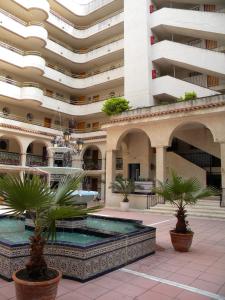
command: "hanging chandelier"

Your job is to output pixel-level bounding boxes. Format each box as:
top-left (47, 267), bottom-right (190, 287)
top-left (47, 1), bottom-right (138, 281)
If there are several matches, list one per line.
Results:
top-left (49, 130), bottom-right (84, 155)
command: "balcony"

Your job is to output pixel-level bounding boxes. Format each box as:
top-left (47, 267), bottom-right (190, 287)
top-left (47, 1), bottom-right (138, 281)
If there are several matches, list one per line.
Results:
top-left (1, 0), bottom-right (50, 22)
top-left (0, 8), bottom-right (47, 48)
top-left (26, 154), bottom-right (48, 167)
top-left (0, 41), bottom-right (45, 75)
top-left (0, 75), bottom-right (123, 116)
top-left (47, 9), bottom-right (124, 42)
top-left (116, 158), bottom-right (123, 170)
top-left (82, 159), bottom-right (102, 170)
top-left (46, 35), bottom-right (124, 65)
top-left (0, 151), bottom-right (21, 165)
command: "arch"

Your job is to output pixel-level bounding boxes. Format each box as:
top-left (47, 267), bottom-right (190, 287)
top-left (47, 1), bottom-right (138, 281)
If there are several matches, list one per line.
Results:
top-left (25, 139), bottom-right (51, 155)
top-left (81, 144), bottom-right (103, 160)
top-left (167, 120), bottom-right (217, 147)
top-left (0, 134), bottom-right (23, 153)
top-left (115, 127), bottom-right (151, 150)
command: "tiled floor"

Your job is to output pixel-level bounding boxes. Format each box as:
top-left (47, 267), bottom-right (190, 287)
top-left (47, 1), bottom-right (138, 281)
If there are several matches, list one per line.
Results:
top-left (0, 209), bottom-right (225, 300)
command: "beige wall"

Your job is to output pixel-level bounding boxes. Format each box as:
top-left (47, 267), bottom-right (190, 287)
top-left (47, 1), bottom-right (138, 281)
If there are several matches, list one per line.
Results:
top-left (166, 152), bottom-right (206, 187)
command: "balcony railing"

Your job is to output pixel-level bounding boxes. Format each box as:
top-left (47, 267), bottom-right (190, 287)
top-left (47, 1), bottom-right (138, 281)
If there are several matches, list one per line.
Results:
top-left (26, 154), bottom-right (48, 167)
top-left (50, 8), bottom-right (123, 30)
top-left (48, 34), bottom-right (124, 54)
top-left (82, 159), bottom-right (102, 170)
top-left (0, 151), bottom-right (21, 165)
top-left (0, 74), bottom-right (123, 107)
top-left (46, 62), bottom-right (123, 79)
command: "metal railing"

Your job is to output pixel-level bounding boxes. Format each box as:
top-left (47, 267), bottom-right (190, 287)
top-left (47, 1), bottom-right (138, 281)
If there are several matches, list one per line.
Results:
top-left (48, 34), bottom-right (124, 54)
top-left (0, 8), bottom-right (44, 27)
top-left (82, 159), bottom-right (102, 170)
top-left (0, 151), bottom-right (21, 165)
top-left (146, 193), bottom-right (165, 209)
top-left (46, 62), bottom-right (123, 79)
top-left (50, 8), bottom-right (123, 30)
top-left (26, 154), bottom-right (48, 167)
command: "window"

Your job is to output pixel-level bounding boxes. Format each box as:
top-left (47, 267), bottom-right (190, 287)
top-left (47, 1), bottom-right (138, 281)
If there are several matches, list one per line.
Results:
top-left (2, 107), bottom-right (10, 116)
top-left (27, 113), bottom-right (33, 122)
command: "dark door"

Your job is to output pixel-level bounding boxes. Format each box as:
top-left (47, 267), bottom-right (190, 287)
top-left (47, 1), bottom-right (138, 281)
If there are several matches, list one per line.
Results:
top-left (128, 164), bottom-right (140, 181)
top-left (91, 178), bottom-right (98, 191)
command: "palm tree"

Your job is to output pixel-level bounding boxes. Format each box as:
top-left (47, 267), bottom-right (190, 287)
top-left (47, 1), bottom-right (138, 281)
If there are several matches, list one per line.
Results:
top-left (0, 173), bottom-right (98, 280)
top-left (110, 176), bottom-right (135, 202)
top-left (154, 171), bottom-right (217, 233)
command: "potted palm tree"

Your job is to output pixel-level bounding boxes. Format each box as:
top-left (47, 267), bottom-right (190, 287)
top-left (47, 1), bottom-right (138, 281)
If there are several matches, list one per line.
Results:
top-left (110, 176), bottom-right (135, 211)
top-left (0, 173), bottom-right (97, 300)
top-left (154, 171), bottom-right (216, 252)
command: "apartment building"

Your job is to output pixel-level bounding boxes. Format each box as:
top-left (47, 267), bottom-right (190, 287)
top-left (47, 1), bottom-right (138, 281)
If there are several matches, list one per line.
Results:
top-left (0, 0), bottom-right (224, 204)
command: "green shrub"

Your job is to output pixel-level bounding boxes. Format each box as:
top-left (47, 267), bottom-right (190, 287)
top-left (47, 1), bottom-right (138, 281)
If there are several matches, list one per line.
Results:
top-left (178, 91), bottom-right (197, 102)
top-left (102, 97), bottom-right (131, 116)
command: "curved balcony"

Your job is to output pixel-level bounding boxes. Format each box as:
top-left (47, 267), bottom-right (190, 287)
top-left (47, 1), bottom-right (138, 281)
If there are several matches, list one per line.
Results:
top-left (0, 76), bottom-right (123, 115)
top-left (0, 112), bottom-right (107, 140)
top-left (1, 0), bottom-right (50, 22)
top-left (50, 0), bottom-right (123, 26)
top-left (0, 9), bottom-right (48, 48)
top-left (46, 36), bottom-right (124, 65)
top-left (47, 9), bottom-right (124, 42)
top-left (44, 63), bottom-right (124, 89)
top-left (0, 76), bottom-right (43, 105)
top-left (0, 41), bottom-right (45, 76)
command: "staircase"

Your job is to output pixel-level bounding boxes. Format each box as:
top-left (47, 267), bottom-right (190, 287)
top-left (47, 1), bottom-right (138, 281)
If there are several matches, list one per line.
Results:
top-left (148, 197), bottom-right (225, 220)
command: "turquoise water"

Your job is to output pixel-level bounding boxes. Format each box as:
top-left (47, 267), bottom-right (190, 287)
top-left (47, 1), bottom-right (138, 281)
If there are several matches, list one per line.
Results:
top-left (86, 217), bottom-right (140, 233)
top-left (0, 217), bottom-right (140, 245)
top-left (0, 229), bottom-right (104, 245)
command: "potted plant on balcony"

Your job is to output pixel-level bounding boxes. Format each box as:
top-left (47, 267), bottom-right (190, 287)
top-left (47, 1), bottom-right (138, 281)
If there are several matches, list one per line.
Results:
top-left (110, 176), bottom-right (135, 211)
top-left (0, 174), bottom-right (98, 300)
top-left (154, 171), bottom-right (216, 252)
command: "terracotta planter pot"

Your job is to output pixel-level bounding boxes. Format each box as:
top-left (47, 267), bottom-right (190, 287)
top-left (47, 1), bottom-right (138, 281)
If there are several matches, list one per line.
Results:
top-left (170, 230), bottom-right (194, 252)
top-left (120, 201), bottom-right (130, 211)
top-left (12, 269), bottom-right (62, 300)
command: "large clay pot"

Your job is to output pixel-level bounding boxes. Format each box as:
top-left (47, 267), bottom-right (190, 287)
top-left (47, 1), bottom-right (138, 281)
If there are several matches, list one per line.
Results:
top-left (170, 230), bottom-right (194, 252)
top-left (120, 201), bottom-right (130, 212)
top-left (12, 269), bottom-right (62, 300)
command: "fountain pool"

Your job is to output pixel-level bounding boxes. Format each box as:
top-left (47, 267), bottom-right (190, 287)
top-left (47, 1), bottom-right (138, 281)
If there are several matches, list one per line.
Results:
top-left (0, 215), bottom-right (156, 282)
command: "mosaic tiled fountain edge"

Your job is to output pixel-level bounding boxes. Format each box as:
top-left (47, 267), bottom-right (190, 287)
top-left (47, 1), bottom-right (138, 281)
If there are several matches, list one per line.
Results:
top-left (0, 216), bottom-right (156, 282)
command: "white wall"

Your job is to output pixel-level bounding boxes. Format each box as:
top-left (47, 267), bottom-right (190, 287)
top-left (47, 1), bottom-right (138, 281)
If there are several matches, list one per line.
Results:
top-left (124, 0), bottom-right (153, 107)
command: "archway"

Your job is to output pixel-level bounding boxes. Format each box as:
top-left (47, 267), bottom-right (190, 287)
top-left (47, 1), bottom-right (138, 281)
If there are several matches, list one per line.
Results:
top-left (116, 129), bottom-right (155, 187)
top-left (82, 145), bottom-right (102, 170)
top-left (0, 135), bottom-right (22, 166)
top-left (26, 140), bottom-right (48, 167)
top-left (168, 122), bottom-right (221, 188)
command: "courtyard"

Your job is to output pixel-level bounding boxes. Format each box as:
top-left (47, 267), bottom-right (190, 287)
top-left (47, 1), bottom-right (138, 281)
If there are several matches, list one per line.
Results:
top-left (0, 210), bottom-right (224, 300)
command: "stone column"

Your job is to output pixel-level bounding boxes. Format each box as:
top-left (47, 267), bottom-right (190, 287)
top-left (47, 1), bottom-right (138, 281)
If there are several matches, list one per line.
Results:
top-left (19, 153), bottom-right (27, 179)
top-left (105, 150), bottom-right (116, 206)
top-left (220, 143), bottom-right (225, 207)
top-left (101, 156), bottom-right (106, 201)
top-left (155, 146), bottom-right (166, 185)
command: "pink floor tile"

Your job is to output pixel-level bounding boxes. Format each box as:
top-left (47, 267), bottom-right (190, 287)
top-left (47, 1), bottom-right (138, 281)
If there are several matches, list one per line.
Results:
top-left (191, 279), bottom-right (221, 294)
top-left (96, 290), bottom-right (133, 300)
top-left (56, 285), bottom-right (72, 297)
top-left (166, 273), bottom-right (195, 285)
top-left (136, 289), bottom-right (173, 300)
top-left (151, 283), bottom-right (182, 297)
top-left (129, 276), bottom-right (158, 289)
top-left (60, 279), bottom-right (84, 291)
top-left (198, 272), bottom-right (225, 286)
top-left (76, 283), bottom-right (109, 299)
top-left (0, 283), bottom-right (15, 299)
top-left (94, 276), bottom-right (123, 289)
top-left (114, 282), bottom-right (147, 297)
top-left (218, 284), bottom-right (225, 296)
top-left (176, 290), bottom-right (212, 300)
top-left (57, 291), bottom-right (90, 300)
